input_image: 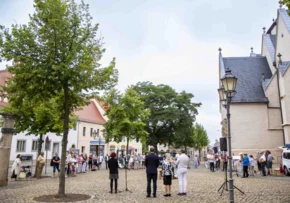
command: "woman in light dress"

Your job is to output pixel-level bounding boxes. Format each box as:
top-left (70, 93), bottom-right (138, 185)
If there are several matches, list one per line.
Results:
top-left (11, 154), bottom-right (22, 181)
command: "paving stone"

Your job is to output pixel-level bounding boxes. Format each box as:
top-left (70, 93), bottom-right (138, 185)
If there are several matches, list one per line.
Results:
top-left (0, 166), bottom-right (289, 203)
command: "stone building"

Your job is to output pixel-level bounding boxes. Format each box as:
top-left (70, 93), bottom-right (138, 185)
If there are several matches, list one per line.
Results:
top-left (218, 7), bottom-right (290, 156)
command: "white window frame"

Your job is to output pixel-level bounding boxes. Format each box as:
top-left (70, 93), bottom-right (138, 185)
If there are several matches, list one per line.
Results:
top-left (31, 140), bottom-right (38, 151)
top-left (16, 140), bottom-right (26, 152)
top-left (83, 127), bottom-right (86, 136)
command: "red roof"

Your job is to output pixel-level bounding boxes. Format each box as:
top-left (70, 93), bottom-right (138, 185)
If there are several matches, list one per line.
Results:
top-left (75, 101), bottom-right (106, 124)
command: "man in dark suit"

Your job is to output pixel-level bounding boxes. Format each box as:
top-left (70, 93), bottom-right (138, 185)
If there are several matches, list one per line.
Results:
top-left (145, 147), bottom-right (159, 198)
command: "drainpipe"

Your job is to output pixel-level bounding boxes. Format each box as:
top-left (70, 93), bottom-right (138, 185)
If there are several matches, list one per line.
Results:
top-left (273, 60), bottom-right (286, 145)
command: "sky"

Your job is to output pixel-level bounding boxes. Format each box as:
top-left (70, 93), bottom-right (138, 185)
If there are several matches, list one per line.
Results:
top-left (0, 0), bottom-right (280, 144)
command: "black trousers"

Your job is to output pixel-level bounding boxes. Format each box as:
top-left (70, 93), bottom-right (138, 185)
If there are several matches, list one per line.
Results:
top-left (261, 162), bottom-right (266, 176)
top-left (223, 162), bottom-right (228, 172)
top-left (110, 179), bottom-right (118, 192)
top-left (210, 162), bottom-right (214, 171)
top-left (243, 166), bottom-right (249, 177)
top-left (147, 173), bottom-right (157, 196)
top-left (105, 161), bottom-right (108, 170)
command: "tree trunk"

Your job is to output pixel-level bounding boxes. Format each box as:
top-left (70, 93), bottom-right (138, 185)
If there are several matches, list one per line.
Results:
top-left (34, 134), bottom-right (43, 177)
top-left (198, 148), bottom-right (201, 161)
top-left (58, 84), bottom-right (70, 197)
top-left (153, 143), bottom-right (158, 155)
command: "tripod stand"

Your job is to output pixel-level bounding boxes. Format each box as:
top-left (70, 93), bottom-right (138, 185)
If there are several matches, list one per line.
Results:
top-left (122, 163), bottom-right (132, 193)
top-left (218, 156), bottom-right (244, 196)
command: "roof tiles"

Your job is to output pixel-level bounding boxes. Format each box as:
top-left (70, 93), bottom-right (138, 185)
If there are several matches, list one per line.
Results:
top-left (222, 57), bottom-right (272, 103)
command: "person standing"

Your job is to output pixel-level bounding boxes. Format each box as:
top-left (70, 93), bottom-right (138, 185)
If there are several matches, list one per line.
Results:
top-left (242, 153), bottom-right (249, 178)
top-left (11, 154), bottom-right (22, 181)
top-left (105, 154), bottom-right (110, 170)
top-left (88, 153), bottom-right (93, 171)
top-left (52, 152), bottom-right (60, 178)
top-left (193, 155), bottom-right (199, 169)
top-left (36, 152), bottom-right (45, 179)
top-left (176, 150), bottom-right (189, 196)
top-left (249, 155), bottom-right (255, 176)
top-left (259, 151), bottom-right (267, 176)
top-left (162, 153), bottom-right (173, 197)
top-left (208, 152), bottom-right (215, 172)
top-left (82, 153), bottom-right (87, 173)
top-left (108, 152), bottom-right (119, 194)
top-left (266, 150), bottom-right (273, 175)
top-left (145, 147), bottom-right (159, 198)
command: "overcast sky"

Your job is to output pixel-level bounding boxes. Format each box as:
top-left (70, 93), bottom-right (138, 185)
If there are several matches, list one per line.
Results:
top-left (0, 0), bottom-right (280, 144)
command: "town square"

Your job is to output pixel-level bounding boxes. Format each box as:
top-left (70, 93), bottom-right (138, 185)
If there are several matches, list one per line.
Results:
top-left (0, 0), bottom-right (290, 203)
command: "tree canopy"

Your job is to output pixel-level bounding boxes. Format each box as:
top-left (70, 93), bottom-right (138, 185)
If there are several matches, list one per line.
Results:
top-left (193, 123), bottom-right (209, 159)
top-left (132, 81), bottom-right (201, 152)
top-left (0, 0), bottom-right (117, 197)
top-left (103, 88), bottom-right (150, 153)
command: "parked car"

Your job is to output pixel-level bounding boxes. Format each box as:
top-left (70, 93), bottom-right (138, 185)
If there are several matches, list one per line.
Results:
top-left (281, 147), bottom-right (290, 176)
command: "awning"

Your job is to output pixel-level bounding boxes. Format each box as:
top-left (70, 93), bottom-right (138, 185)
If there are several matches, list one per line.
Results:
top-left (90, 140), bottom-right (106, 145)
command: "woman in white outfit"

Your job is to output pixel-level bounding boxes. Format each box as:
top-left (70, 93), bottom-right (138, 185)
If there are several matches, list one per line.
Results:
top-left (175, 150), bottom-right (189, 196)
top-left (11, 154), bottom-right (22, 181)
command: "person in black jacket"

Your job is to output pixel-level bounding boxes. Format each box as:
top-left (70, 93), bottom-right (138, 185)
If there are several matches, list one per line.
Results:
top-left (145, 147), bottom-right (160, 198)
top-left (108, 152), bottom-right (119, 193)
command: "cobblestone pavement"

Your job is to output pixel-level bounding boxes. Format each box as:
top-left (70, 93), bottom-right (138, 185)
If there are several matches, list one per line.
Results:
top-left (0, 165), bottom-right (290, 203)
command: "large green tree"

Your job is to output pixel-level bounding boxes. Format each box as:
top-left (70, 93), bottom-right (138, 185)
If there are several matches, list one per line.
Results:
top-left (0, 0), bottom-right (117, 197)
top-left (104, 88), bottom-right (150, 154)
top-left (281, 0), bottom-right (290, 10)
top-left (132, 82), bottom-right (201, 153)
top-left (193, 123), bottom-right (209, 160)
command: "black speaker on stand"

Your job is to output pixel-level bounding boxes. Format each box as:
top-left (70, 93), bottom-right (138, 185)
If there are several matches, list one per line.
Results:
top-left (220, 137), bottom-right (227, 151)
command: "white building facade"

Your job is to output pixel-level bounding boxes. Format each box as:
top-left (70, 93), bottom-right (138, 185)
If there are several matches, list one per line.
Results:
top-left (218, 7), bottom-right (290, 157)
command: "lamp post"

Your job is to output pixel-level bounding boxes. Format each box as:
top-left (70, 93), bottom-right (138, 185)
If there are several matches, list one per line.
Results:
top-left (218, 68), bottom-right (237, 203)
top-left (92, 129), bottom-right (100, 156)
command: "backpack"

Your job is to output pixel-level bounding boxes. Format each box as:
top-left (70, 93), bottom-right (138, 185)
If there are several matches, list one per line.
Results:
top-left (50, 158), bottom-right (54, 166)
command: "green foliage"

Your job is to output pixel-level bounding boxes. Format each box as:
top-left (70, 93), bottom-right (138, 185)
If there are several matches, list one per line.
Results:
top-left (132, 82), bottom-right (201, 152)
top-left (104, 88), bottom-right (150, 147)
top-left (281, 0), bottom-right (290, 11)
top-left (193, 123), bottom-right (209, 151)
top-left (0, 0), bottom-right (117, 196)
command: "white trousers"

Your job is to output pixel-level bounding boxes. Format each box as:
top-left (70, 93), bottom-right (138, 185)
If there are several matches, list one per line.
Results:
top-left (178, 168), bottom-right (187, 193)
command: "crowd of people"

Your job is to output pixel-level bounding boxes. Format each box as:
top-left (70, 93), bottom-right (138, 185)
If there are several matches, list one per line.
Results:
top-left (206, 150), bottom-right (274, 178)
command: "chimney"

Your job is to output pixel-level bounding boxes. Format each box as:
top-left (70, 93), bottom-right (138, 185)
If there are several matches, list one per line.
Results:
top-left (250, 47), bottom-right (256, 57)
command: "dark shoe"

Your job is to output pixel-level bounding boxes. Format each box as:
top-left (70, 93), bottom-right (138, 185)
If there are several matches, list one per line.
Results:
top-left (109, 191), bottom-right (112, 194)
top-left (146, 195), bottom-right (150, 198)
top-left (164, 194), bottom-right (169, 197)
top-left (153, 195), bottom-right (157, 198)
top-left (177, 193), bottom-right (183, 196)
top-left (168, 194), bottom-right (171, 197)
top-left (183, 193), bottom-right (187, 195)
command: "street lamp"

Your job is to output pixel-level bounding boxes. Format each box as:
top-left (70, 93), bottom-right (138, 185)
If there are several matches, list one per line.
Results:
top-left (92, 129), bottom-right (100, 156)
top-left (218, 68), bottom-right (238, 203)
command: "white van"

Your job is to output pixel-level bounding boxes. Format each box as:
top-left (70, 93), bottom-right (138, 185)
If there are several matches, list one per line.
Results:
top-left (281, 147), bottom-right (290, 176)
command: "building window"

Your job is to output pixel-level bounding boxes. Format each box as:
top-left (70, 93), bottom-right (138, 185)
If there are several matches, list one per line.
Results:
top-left (110, 145), bottom-right (116, 153)
top-left (73, 124), bottom-right (77, 131)
top-left (16, 140), bottom-right (26, 152)
top-left (31, 140), bottom-right (38, 151)
top-left (83, 127), bottom-right (86, 136)
top-left (90, 128), bottom-right (93, 137)
top-left (81, 146), bottom-right (85, 153)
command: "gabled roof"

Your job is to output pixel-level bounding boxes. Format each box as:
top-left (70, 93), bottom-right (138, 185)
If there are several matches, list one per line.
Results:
top-left (222, 56), bottom-right (272, 103)
top-left (278, 9), bottom-right (290, 33)
top-left (280, 61), bottom-right (290, 76)
top-left (263, 34), bottom-right (275, 62)
top-left (75, 101), bottom-right (106, 124)
top-left (263, 78), bottom-right (271, 90)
